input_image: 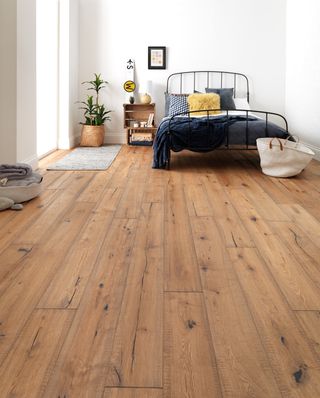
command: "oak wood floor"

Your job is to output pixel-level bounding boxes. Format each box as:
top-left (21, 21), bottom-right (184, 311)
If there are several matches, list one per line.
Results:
top-left (0, 146), bottom-right (320, 397)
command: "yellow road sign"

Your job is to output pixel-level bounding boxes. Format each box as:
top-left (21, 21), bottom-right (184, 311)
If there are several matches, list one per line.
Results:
top-left (123, 80), bottom-right (136, 93)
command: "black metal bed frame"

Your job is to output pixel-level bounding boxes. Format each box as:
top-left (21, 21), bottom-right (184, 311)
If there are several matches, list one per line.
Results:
top-left (164, 70), bottom-right (289, 169)
top-left (166, 70), bottom-right (250, 102)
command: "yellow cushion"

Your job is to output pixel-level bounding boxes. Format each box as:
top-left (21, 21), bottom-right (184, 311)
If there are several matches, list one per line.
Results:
top-left (187, 93), bottom-right (221, 116)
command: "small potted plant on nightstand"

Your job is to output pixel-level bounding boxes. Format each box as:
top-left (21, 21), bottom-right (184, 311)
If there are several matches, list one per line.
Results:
top-left (79, 73), bottom-right (111, 146)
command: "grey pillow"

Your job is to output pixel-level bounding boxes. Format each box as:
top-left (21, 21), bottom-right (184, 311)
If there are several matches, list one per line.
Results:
top-left (205, 88), bottom-right (236, 110)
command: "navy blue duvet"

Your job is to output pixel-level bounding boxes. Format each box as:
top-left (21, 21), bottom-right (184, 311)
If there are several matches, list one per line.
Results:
top-left (152, 115), bottom-right (288, 168)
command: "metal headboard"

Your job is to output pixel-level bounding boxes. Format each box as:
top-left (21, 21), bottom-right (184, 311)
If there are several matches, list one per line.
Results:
top-left (166, 70), bottom-right (250, 102)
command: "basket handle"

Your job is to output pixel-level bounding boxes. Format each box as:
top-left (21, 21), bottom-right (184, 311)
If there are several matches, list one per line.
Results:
top-left (269, 137), bottom-right (283, 151)
top-left (284, 135), bottom-right (299, 148)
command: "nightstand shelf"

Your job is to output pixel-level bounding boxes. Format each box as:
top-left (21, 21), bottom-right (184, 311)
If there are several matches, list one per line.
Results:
top-left (123, 103), bottom-right (156, 145)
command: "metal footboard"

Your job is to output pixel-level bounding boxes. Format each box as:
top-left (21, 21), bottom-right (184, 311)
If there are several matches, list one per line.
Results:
top-left (165, 109), bottom-right (289, 169)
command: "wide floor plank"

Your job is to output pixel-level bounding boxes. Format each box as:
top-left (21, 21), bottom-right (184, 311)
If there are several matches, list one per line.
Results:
top-left (229, 248), bottom-right (320, 397)
top-left (184, 183), bottom-right (213, 217)
top-left (13, 173), bottom-right (94, 246)
top-left (0, 147), bottom-right (319, 398)
top-left (0, 201), bottom-right (94, 365)
top-left (204, 181), bottom-right (255, 248)
top-left (0, 243), bottom-right (34, 297)
top-left (191, 216), bottom-right (282, 397)
top-left (227, 188), bottom-right (320, 310)
top-left (0, 309), bottom-right (74, 398)
top-left (103, 388), bottom-right (162, 398)
top-left (0, 189), bottom-right (59, 253)
top-left (106, 202), bottom-right (164, 387)
top-left (295, 311), bottom-right (320, 358)
top-left (270, 221), bottom-right (320, 291)
top-left (38, 208), bottom-right (114, 309)
top-left (164, 292), bottom-right (222, 398)
top-left (280, 204), bottom-right (320, 248)
top-left (164, 184), bottom-right (202, 291)
top-left (43, 218), bottom-right (137, 398)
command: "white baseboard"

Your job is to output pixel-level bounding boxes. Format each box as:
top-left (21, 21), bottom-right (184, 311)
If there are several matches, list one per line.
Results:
top-left (302, 142), bottom-right (320, 161)
top-left (72, 131), bottom-right (126, 146)
top-left (38, 148), bottom-right (57, 160)
top-left (104, 132), bottom-right (127, 145)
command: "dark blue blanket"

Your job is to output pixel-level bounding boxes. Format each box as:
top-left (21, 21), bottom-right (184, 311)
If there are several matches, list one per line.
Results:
top-left (153, 115), bottom-right (288, 168)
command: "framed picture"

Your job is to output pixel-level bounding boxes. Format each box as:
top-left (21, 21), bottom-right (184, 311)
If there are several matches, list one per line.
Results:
top-left (148, 46), bottom-right (166, 70)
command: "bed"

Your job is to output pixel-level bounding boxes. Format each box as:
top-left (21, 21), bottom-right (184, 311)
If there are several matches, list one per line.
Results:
top-left (153, 71), bottom-right (290, 169)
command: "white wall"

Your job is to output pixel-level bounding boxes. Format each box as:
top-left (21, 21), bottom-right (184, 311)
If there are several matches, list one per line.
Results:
top-left (0, 0), bottom-right (17, 163)
top-left (1, 0), bottom-right (78, 166)
top-left (58, 0), bottom-right (80, 149)
top-left (0, 0), bottom-right (37, 167)
top-left (79, 0), bottom-right (287, 143)
top-left (286, 0), bottom-right (320, 159)
top-left (17, 0), bottom-right (38, 168)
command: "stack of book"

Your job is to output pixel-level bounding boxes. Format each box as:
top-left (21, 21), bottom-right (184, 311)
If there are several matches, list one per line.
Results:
top-left (130, 112), bottom-right (155, 146)
top-left (130, 132), bottom-right (153, 146)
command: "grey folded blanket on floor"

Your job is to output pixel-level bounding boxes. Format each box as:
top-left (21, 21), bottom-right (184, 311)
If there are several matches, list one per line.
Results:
top-left (0, 163), bottom-right (33, 180)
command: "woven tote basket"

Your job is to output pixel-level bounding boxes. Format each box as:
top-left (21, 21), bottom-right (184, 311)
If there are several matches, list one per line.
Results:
top-left (256, 136), bottom-right (315, 177)
top-left (80, 125), bottom-right (105, 147)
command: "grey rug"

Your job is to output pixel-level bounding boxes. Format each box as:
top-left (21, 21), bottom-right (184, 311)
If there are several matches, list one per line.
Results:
top-left (47, 145), bottom-right (122, 171)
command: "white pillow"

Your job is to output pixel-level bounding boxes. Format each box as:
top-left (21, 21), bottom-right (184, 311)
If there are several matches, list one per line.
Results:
top-left (234, 97), bottom-right (251, 110)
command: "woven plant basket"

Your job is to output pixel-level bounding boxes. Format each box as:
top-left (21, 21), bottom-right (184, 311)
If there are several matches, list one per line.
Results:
top-left (80, 125), bottom-right (105, 147)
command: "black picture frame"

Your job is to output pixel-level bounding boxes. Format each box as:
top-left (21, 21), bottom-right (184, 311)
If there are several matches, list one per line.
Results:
top-left (148, 46), bottom-right (166, 70)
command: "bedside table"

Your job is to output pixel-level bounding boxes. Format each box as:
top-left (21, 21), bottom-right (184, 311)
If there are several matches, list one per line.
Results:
top-left (123, 103), bottom-right (157, 145)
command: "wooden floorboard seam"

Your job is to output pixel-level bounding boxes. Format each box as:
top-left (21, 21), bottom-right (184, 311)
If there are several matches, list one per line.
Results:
top-left (33, 199), bottom-right (115, 310)
top-left (39, 155), bottom-right (149, 395)
top-left (181, 180), bottom-right (204, 290)
top-left (197, 290), bottom-right (225, 397)
top-left (225, 188), bottom-right (320, 310)
top-left (1, 148), bottom-right (320, 397)
top-left (0, 201), bottom-right (97, 367)
top-left (95, 215), bottom-right (145, 389)
top-left (223, 247), bottom-right (289, 396)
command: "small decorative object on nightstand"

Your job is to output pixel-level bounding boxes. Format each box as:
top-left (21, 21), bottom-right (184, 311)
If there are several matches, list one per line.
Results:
top-left (139, 80), bottom-right (153, 104)
top-left (141, 93), bottom-right (152, 104)
top-left (123, 103), bottom-right (157, 146)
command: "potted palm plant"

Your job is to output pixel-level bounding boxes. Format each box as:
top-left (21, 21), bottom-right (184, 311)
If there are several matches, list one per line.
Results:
top-left (79, 73), bottom-right (111, 146)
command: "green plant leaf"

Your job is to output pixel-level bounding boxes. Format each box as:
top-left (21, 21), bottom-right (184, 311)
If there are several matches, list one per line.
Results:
top-left (78, 73), bottom-right (111, 124)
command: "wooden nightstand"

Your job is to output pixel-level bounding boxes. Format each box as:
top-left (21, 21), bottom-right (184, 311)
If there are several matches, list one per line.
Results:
top-left (123, 103), bottom-right (157, 145)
